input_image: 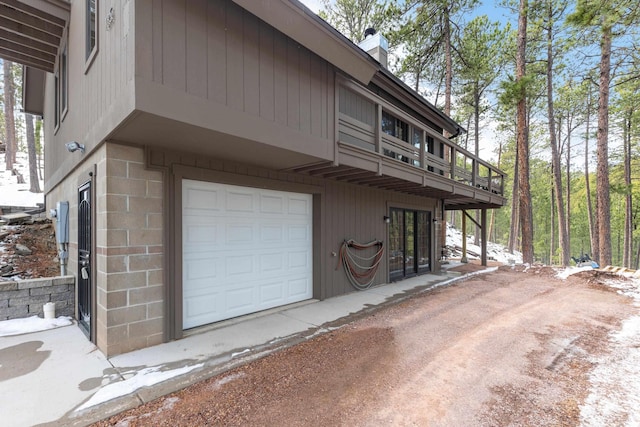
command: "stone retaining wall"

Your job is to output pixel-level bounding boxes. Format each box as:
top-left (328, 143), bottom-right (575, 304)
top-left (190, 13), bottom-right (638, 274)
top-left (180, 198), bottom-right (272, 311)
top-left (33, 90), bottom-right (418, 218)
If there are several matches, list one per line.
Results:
top-left (0, 276), bottom-right (75, 320)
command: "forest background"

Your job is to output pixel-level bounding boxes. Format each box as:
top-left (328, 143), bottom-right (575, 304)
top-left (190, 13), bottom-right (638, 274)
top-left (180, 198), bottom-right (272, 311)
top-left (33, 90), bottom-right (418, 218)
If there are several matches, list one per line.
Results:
top-left (302, 0), bottom-right (640, 268)
top-left (1, 0), bottom-right (639, 268)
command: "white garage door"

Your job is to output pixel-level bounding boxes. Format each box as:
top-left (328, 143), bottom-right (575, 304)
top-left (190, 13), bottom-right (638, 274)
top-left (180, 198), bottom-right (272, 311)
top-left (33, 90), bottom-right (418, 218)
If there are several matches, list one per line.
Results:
top-left (182, 179), bottom-right (313, 329)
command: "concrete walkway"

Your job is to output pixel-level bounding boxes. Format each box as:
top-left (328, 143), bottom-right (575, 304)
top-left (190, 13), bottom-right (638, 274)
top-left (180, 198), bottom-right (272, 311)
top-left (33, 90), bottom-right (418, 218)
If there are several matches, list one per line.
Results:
top-left (0, 269), bottom-right (476, 427)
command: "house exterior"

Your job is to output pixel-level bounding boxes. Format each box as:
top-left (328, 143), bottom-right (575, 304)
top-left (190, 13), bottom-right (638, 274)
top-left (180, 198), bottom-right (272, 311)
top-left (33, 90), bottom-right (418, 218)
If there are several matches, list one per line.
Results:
top-left (4, 0), bottom-right (505, 356)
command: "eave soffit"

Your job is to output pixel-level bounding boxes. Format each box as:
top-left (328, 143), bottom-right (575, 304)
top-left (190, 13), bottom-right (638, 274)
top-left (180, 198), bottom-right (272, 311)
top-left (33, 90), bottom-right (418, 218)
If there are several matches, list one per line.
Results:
top-left (0, 0), bottom-right (69, 73)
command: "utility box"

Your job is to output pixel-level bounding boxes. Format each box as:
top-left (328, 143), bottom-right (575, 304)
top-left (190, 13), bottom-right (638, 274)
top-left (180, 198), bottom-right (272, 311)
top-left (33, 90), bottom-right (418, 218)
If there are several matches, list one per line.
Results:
top-left (56, 201), bottom-right (69, 244)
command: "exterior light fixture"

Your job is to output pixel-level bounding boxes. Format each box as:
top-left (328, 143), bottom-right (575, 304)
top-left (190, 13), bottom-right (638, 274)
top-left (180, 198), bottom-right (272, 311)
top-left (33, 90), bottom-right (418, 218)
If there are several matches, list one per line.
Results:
top-left (65, 141), bottom-right (85, 153)
top-left (383, 215), bottom-right (390, 224)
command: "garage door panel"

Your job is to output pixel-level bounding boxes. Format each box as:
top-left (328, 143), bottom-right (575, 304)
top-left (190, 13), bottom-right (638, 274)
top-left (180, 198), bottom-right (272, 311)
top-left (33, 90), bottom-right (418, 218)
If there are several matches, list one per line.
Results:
top-left (184, 188), bottom-right (220, 212)
top-left (260, 194), bottom-right (285, 213)
top-left (183, 180), bottom-right (313, 329)
top-left (226, 190), bottom-right (255, 212)
top-left (260, 225), bottom-right (284, 242)
top-left (288, 225), bottom-right (310, 242)
top-left (226, 287), bottom-right (256, 311)
top-left (289, 278), bottom-right (312, 298)
top-left (288, 251), bottom-right (310, 269)
top-left (184, 293), bottom-right (221, 320)
top-left (184, 257), bottom-right (219, 282)
top-left (226, 255), bottom-right (254, 276)
top-left (288, 197), bottom-right (310, 215)
top-left (260, 281), bottom-right (285, 304)
top-left (226, 224), bottom-right (254, 244)
top-left (260, 253), bottom-right (284, 272)
top-left (183, 224), bottom-right (218, 245)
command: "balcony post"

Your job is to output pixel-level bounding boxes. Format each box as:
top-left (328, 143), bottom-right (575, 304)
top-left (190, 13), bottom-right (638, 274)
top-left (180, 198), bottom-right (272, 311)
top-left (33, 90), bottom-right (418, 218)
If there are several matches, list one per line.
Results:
top-left (481, 208), bottom-right (487, 266)
top-left (419, 129), bottom-right (425, 169)
top-left (450, 146), bottom-right (456, 181)
top-left (488, 168), bottom-right (492, 193)
top-left (375, 104), bottom-right (382, 155)
top-left (472, 158), bottom-right (477, 187)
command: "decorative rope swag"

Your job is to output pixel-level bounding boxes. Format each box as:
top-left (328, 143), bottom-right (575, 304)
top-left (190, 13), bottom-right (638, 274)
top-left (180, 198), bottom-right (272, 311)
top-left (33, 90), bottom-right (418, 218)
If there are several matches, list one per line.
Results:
top-left (337, 239), bottom-right (384, 291)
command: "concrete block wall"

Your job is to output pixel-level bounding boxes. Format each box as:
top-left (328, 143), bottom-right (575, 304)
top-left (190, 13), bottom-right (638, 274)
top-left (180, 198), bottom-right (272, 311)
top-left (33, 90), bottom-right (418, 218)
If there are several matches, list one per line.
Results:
top-left (46, 142), bottom-right (165, 357)
top-left (96, 143), bottom-right (164, 356)
top-left (0, 276), bottom-right (75, 320)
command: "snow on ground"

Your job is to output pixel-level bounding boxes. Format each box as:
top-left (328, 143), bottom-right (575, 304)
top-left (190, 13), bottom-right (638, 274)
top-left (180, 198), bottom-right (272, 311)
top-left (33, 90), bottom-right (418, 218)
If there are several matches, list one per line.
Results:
top-left (445, 222), bottom-right (523, 265)
top-left (0, 315), bottom-right (73, 336)
top-left (557, 267), bottom-right (640, 426)
top-left (75, 363), bottom-right (204, 412)
top-left (0, 151), bottom-right (44, 207)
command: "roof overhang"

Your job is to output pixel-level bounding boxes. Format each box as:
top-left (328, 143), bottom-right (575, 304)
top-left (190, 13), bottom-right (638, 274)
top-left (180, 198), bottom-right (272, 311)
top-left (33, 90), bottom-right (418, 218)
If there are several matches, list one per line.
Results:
top-left (232, 0), bottom-right (378, 85)
top-left (0, 0), bottom-right (69, 73)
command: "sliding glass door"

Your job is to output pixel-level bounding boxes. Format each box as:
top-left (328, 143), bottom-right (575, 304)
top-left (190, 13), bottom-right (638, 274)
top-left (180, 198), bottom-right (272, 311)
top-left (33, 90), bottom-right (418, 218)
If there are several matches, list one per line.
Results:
top-left (389, 208), bottom-right (431, 281)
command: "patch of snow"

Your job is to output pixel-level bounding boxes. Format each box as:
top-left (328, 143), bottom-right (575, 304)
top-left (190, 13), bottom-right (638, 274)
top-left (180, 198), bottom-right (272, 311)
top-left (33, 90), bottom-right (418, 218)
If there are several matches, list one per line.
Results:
top-left (113, 396), bottom-right (181, 425)
top-left (232, 348), bottom-right (251, 358)
top-left (209, 372), bottom-right (246, 391)
top-left (0, 152), bottom-right (44, 207)
top-left (556, 266), bottom-right (596, 280)
top-left (580, 315), bottom-right (640, 427)
top-left (579, 273), bottom-right (640, 426)
top-left (0, 315), bottom-right (73, 336)
top-left (75, 363), bottom-right (203, 412)
top-left (445, 223), bottom-right (523, 265)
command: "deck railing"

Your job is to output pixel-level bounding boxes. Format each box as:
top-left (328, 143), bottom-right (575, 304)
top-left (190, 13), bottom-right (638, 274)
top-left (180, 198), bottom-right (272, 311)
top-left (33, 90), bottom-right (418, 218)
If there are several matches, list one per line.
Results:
top-left (337, 78), bottom-right (505, 196)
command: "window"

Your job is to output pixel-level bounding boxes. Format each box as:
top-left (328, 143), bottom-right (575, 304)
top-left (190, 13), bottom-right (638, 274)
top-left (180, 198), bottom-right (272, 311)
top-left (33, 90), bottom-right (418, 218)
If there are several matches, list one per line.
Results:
top-left (54, 71), bottom-right (59, 130)
top-left (85, 0), bottom-right (98, 66)
top-left (382, 111), bottom-right (412, 164)
top-left (60, 44), bottom-right (68, 119)
top-left (54, 35), bottom-right (68, 131)
top-left (381, 111), bottom-right (408, 142)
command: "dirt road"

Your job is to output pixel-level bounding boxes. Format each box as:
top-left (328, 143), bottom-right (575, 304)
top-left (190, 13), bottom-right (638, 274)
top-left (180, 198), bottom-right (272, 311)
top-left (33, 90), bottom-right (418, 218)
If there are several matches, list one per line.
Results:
top-left (95, 265), bottom-right (639, 426)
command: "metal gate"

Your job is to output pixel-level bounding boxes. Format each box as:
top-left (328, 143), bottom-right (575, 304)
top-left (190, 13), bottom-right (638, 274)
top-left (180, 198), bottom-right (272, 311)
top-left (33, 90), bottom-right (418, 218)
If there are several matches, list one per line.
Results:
top-left (78, 181), bottom-right (92, 340)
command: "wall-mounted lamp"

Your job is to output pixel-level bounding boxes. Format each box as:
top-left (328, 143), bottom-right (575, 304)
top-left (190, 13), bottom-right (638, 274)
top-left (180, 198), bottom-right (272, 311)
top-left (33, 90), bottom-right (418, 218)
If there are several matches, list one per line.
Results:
top-left (65, 141), bottom-right (85, 154)
top-left (383, 215), bottom-right (390, 224)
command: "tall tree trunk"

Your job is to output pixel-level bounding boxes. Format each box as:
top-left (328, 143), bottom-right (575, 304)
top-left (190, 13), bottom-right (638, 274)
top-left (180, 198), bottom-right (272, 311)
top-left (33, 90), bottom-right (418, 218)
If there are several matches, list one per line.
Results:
top-left (35, 117), bottom-right (43, 180)
top-left (566, 117), bottom-right (571, 258)
top-left (596, 26), bottom-right (612, 266)
top-left (25, 114), bottom-right (41, 193)
top-left (623, 109), bottom-right (632, 267)
top-left (585, 87), bottom-right (598, 259)
top-left (440, 5), bottom-right (453, 253)
top-left (545, 13), bottom-right (569, 266)
top-left (508, 140), bottom-right (519, 254)
top-left (3, 60), bottom-right (16, 172)
top-left (488, 141), bottom-right (503, 241)
top-left (517, 0), bottom-right (534, 263)
top-left (550, 184), bottom-right (555, 264)
top-left (474, 85), bottom-right (480, 246)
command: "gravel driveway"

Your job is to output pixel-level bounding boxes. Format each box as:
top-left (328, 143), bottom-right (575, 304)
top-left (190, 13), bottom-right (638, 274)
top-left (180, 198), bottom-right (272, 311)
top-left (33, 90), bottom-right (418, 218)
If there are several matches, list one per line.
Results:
top-left (95, 265), bottom-right (639, 426)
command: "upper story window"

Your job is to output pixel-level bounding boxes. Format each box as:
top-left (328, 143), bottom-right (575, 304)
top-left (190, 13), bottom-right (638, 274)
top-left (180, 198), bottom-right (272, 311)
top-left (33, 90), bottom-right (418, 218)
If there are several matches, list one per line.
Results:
top-left (85, 0), bottom-right (98, 67)
top-left (381, 111), bottom-right (408, 142)
top-left (54, 33), bottom-right (69, 132)
top-left (60, 44), bottom-right (68, 118)
top-left (54, 72), bottom-right (59, 130)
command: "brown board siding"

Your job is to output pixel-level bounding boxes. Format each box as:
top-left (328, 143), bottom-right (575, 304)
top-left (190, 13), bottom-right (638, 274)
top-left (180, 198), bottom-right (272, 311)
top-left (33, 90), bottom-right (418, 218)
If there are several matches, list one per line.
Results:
top-left (45, 0), bottom-right (136, 190)
top-left (149, 148), bottom-right (439, 303)
top-left (137, 0), bottom-right (331, 141)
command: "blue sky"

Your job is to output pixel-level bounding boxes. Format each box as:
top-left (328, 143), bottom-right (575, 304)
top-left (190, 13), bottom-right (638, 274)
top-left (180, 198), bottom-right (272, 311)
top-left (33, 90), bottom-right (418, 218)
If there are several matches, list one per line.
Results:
top-left (299, 0), bottom-right (515, 26)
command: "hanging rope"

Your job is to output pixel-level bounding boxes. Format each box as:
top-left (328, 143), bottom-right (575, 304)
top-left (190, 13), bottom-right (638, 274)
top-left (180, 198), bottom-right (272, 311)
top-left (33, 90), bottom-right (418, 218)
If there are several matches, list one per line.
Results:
top-left (336, 239), bottom-right (384, 291)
